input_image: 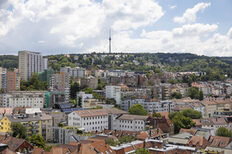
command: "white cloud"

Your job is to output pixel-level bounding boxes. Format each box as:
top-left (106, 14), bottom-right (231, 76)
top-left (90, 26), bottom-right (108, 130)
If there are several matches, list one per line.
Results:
top-left (0, 0), bottom-right (231, 56)
top-left (173, 23), bottom-right (218, 37)
top-left (169, 5), bottom-right (176, 9)
top-left (174, 2), bottom-right (211, 24)
top-left (227, 27), bottom-right (232, 39)
top-left (0, 0), bottom-right (164, 53)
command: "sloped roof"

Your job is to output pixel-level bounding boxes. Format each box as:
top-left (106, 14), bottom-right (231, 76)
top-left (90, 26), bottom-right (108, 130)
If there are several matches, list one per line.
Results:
top-left (0, 135), bottom-right (33, 152)
top-left (209, 136), bottom-right (232, 148)
top-left (187, 136), bottom-right (209, 148)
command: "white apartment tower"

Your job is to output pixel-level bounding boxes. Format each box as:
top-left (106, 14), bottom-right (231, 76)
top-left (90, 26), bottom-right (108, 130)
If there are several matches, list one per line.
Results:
top-left (106, 85), bottom-right (121, 105)
top-left (19, 51), bottom-right (47, 81)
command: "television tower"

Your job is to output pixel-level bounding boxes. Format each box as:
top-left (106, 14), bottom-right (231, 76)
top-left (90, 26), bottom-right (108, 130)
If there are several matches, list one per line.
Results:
top-left (109, 29), bottom-right (111, 54)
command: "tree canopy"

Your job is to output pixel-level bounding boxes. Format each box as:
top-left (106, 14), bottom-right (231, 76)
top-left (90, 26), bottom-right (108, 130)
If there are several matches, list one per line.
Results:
top-left (169, 112), bottom-right (196, 134)
top-left (20, 74), bottom-right (48, 91)
top-left (11, 123), bottom-right (27, 139)
top-left (216, 127), bottom-right (232, 137)
top-left (129, 104), bottom-right (148, 116)
top-left (135, 148), bottom-right (149, 154)
top-left (28, 134), bottom-right (46, 148)
top-left (171, 92), bottom-right (182, 99)
top-left (181, 108), bottom-right (202, 119)
top-left (70, 82), bottom-right (80, 99)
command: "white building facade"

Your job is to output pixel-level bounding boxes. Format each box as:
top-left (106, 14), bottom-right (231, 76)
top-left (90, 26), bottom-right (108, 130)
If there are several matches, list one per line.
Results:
top-left (115, 114), bottom-right (148, 131)
top-left (60, 67), bottom-right (86, 78)
top-left (68, 109), bottom-right (108, 132)
top-left (1, 91), bottom-right (46, 108)
top-left (18, 51), bottom-right (46, 81)
top-left (106, 86), bottom-right (121, 105)
top-left (120, 99), bottom-right (175, 113)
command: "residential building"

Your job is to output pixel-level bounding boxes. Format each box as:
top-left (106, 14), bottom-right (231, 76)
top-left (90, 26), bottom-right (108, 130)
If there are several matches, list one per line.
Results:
top-left (81, 99), bottom-right (100, 109)
top-left (0, 135), bottom-right (33, 153)
top-left (120, 99), bottom-right (175, 113)
top-left (6, 71), bottom-right (20, 92)
top-left (106, 85), bottom-right (121, 105)
top-left (77, 92), bottom-right (93, 107)
top-left (68, 108), bottom-right (127, 132)
top-left (202, 100), bottom-right (217, 117)
top-left (2, 113), bottom-right (52, 141)
top-left (0, 116), bottom-right (11, 132)
top-left (52, 127), bottom-right (88, 144)
top-left (18, 51), bottom-right (46, 81)
top-left (60, 67), bottom-right (86, 78)
top-left (0, 67), bottom-right (7, 91)
top-left (40, 113), bottom-right (53, 142)
top-left (49, 72), bottom-right (70, 104)
top-left (68, 109), bottom-right (108, 132)
top-left (1, 91), bottom-right (46, 108)
top-left (115, 114), bottom-right (148, 131)
top-left (80, 76), bottom-right (98, 89)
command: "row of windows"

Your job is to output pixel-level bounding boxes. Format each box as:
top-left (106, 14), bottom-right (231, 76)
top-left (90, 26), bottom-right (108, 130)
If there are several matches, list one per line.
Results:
top-left (1, 122), bottom-right (10, 126)
top-left (119, 125), bottom-right (143, 129)
top-left (120, 120), bottom-right (143, 124)
top-left (83, 121), bottom-right (107, 125)
top-left (83, 116), bottom-right (107, 120)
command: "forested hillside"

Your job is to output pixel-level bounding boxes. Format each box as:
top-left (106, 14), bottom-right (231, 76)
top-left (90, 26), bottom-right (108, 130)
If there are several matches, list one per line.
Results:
top-left (1, 53), bottom-right (232, 78)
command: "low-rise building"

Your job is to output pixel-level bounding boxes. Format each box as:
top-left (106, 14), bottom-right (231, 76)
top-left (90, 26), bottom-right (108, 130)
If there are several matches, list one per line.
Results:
top-left (106, 85), bottom-right (121, 105)
top-left (68, 109), bottom-right (109, 132)
top-left (68, 108), bottom-right (127, 132)
top-left (1, 91), bottom-right (46, 108)
top-left (115, 114), bottom-right (148, 131)
top-left (121, 99), bottom-right (175, 113)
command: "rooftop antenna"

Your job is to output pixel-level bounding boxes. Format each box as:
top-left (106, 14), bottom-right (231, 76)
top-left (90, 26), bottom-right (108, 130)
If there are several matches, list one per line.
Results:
top-left (109, 29), bottom-right (111, 54)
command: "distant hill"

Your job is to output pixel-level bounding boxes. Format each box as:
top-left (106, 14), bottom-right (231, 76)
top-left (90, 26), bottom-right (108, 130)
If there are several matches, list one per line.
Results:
top-left (1, 53), bottom-right (232, 78)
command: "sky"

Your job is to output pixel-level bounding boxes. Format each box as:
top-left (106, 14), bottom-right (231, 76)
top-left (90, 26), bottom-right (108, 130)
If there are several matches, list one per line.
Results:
top-left (0, 0), bottom-right (231, 56)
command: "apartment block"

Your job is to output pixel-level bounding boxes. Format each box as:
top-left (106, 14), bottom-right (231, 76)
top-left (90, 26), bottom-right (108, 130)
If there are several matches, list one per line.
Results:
top-left (49, 72), bottom-right (70, 104)
top-left (106, 85), bottom-right (121, 105)
top-left (121, 99), bottom-right (175, 113)
top-left (115, 114), bottom-right (148, 131)
top-left (60, 67), bottom-right (86, 78)
top-left (18, 51), bottom-right (47, 81)
top-left (1, 91), bottom-right (46, 108)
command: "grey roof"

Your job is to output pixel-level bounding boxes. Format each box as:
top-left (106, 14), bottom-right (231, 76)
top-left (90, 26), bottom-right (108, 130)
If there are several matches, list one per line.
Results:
top-left (117, 114), bottom-right (148, 120)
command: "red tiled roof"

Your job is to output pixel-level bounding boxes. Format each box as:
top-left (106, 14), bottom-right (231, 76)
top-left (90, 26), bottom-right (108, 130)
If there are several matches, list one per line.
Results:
top-left (179, 129), bottom-right (197, 135)
top-left (209, 136), bottom-right (232, 148)
top-left (187, 136), bottom-right (209, 149)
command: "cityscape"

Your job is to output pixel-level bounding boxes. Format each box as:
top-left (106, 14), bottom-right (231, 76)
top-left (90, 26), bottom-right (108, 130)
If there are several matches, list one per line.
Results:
top-left (0, 0), bottom-right (232, 154)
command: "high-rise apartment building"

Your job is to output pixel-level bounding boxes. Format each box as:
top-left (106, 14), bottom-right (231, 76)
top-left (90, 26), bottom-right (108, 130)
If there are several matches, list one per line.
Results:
top-left (106, 85), bottom-right (121, 105)
top-left (6, 71), bottom-right (20, 92)
top-left (0, 67), bottom-right (7, 91)
top-left (49, 72), bottom-right (70, 104)
top-left (18, 51), bottom-right (47, 81)
top-left (0, 68), bottom-right (20, 92)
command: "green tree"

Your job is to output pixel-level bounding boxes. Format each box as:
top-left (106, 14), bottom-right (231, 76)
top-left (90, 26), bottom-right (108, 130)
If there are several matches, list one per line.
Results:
top-left (20, 73), bottom-right (48, 91)
top-left (129, 104), bottom-right (148, 116)
top-left (188, 87), bottom-right (199, 99)
top-left (105, 138), bottom-right (119, 146)
top-left (70, 82), bottom-right (80, 99)
top-left (169, 112), bottom-right (196, 134)
top-left (199, 90), bottom-right (204, 100)
top-left (11, 123), bottom-right (27, 139)
top-left (135, 148), bottom-right (149, 154)
top-left (119, 135), bottom-right (137, 144)
top-left (152, 112), bottom-right (161, 117)
top-left (181, 109), bottom-right (202, 119)
top-left (171, 92), bottom-right (182, 99)
top-left (28, 134), bottom-right (46, 148)
top-left (216, 127), bottom-right (232, 137)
